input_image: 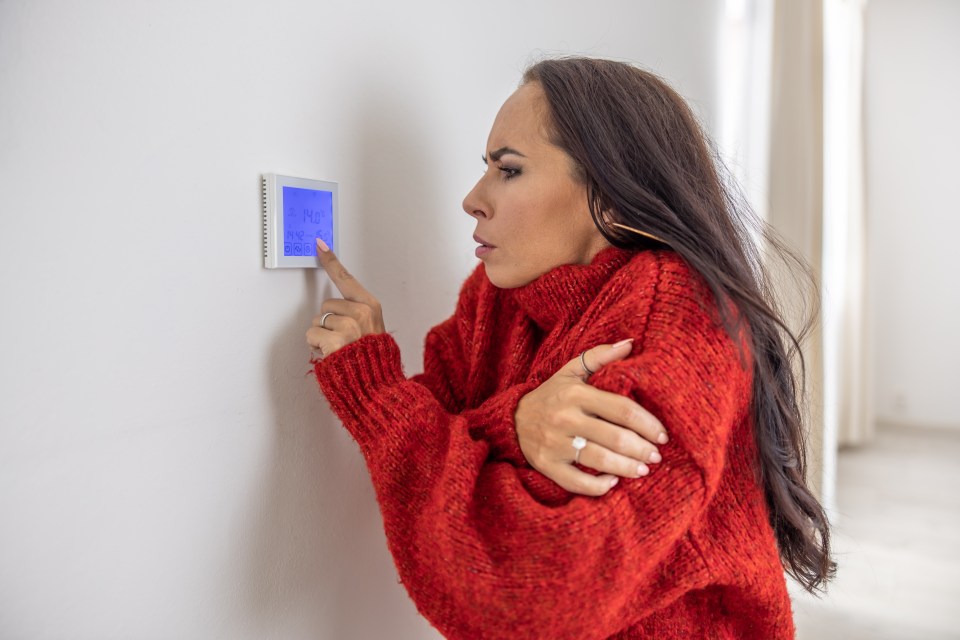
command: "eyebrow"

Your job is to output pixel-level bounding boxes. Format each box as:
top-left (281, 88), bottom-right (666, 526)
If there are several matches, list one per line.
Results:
top-left (481, 146), bottom-right (527, 164)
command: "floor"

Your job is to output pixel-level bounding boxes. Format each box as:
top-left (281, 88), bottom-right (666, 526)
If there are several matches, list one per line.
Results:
top-left (791, 424), bottom-right (960, 639)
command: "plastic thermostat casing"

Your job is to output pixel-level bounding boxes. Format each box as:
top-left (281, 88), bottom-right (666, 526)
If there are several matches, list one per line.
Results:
top-left (262, 173), bottom-right (339, 269)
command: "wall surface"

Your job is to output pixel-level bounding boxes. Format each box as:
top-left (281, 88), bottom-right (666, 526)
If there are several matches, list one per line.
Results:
top-left (0, 1), bottom-right (721, 638)
top-left (865, 0), bottom-right (960, 429)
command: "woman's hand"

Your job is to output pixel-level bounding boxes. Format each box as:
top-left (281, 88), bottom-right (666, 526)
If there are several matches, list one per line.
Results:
top-left (515, 340), bottom-right (668, 496)
top-left (306, 239), bottom-right (385, 357)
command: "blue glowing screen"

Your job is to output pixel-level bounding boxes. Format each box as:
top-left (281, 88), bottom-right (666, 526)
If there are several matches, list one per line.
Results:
top-left (282, 186), bottom-right (334, 257)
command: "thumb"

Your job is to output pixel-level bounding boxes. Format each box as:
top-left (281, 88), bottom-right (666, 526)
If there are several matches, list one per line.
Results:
top-left (572, 338), bottom-right (634, 378)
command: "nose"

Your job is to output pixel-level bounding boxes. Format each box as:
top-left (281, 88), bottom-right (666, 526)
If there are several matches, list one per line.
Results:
top-left (462, 177), bottom-right (489, 220)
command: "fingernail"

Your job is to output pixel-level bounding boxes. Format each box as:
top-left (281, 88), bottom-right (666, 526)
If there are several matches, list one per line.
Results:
top-left (316, 238), bottom-right (330, 253)
top-left (612, 338), bottom-right (634, 349)
top-left (657, 432), bottom-right (669, 444)
top-left (637, 463), bottom-right (649, 476)
top-left (649, 451), bottom-right (662, 464)
top-left (609, 477), bottom-right (619, 487)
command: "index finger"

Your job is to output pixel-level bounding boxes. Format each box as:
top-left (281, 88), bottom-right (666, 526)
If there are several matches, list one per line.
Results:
top-left (316, 239), bottom-right (376, 304)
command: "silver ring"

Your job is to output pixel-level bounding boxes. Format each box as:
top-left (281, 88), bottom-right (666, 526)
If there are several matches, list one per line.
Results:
top-left (579, 350), bottom-right (595, 378)
top-left (320, 312), bottom-right (335, 329)
top-left (572, 435), bottom-right (587, 465)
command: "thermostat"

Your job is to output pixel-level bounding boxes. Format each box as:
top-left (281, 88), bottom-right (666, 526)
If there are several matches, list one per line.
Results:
top-left (262, 174), bottom-right (338, 268)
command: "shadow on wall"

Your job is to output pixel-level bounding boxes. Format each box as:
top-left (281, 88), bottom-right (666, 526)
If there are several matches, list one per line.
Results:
top-left (238, 75), bottom-right (439, 640)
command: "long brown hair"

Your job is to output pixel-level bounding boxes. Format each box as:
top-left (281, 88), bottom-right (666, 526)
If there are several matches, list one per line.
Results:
top-left (524, 57), bottom-right (834, 592)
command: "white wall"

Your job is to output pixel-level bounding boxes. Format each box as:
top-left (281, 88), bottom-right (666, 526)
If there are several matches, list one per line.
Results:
top-left (865, 0), bottom-right (960, 429)
top-left (0, 2), bottom-right (721, 638)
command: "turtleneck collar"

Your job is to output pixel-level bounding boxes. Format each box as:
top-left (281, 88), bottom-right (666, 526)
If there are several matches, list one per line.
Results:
top-left (507, 246), bottom-right (635, 331)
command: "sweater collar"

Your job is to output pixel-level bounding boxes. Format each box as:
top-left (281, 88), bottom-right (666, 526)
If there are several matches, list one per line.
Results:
top-left (508, 246), bottom-right (635, 330)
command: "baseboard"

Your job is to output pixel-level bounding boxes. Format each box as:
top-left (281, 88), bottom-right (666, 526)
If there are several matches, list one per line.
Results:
top-left (875, 418), bottom-right (960, 432)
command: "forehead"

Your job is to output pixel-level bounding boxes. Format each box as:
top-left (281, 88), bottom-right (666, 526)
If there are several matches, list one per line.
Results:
top-left (487, 83), bottom-right (551, 148)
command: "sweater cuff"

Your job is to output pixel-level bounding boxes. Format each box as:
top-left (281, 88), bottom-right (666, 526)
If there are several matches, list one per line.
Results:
top-left (313, 333), bottom-right (406, 442)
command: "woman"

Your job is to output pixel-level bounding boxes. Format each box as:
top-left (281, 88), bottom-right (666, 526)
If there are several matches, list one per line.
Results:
top-left (306, 57), bottom-right (833, 639)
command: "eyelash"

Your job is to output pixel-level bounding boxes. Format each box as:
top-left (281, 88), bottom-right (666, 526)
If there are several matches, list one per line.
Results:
top-left (499, 166), bottom-right (521, 180)
top-left (481, 155), bottom-right (522, 180)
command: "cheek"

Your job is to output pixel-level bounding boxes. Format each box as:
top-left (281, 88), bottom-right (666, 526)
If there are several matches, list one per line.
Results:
top-left (487, 181), bottom-right (593, 285)
top-left (491, 225), bottom-right (569, 287)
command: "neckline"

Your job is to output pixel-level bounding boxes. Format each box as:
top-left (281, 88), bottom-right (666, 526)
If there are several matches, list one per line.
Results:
top-left (507, 246), bottom-right (635, 330)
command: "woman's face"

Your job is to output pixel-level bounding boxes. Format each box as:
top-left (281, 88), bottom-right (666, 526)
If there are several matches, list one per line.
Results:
top-left (462, 82), bottom-right (609, 289)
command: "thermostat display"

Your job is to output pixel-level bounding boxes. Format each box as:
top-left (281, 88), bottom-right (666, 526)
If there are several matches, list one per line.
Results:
top-left (282, 186), bottom-right (333, 257)
top-left (262, 174), bottom-right (339, 269)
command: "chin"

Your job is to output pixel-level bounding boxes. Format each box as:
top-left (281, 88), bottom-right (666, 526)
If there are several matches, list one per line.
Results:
top-left (484, 264), bottom-right (537, 290)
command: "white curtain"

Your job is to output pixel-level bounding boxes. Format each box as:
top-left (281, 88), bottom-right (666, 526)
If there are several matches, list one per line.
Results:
top-left (720, 0), bottom-right (827, 500)
top-left (720, 0), bottom-right (871, 508)
top-left (823, 0), bottom-right (873, 448)
top-left (718, 0), bottom-right (774, 226)
top-left (766, 0), bottom-right (827, 504)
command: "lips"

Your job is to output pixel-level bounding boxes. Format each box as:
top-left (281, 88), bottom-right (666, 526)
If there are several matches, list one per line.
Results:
top-left (473, 234), bottom-right (496, 259)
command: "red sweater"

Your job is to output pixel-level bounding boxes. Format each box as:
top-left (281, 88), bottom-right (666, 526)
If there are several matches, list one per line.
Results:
top-left (313, 247), bottom-right (794, 639)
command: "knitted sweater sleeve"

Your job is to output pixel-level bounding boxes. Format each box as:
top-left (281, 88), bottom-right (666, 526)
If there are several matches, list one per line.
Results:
top-left (312, 257), bottom-right (751, 640)
top-left (407, 265), bottom-right (538, 458)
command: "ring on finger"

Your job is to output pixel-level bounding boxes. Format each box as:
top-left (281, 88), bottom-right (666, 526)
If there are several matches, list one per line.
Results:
top-left (320, 312), bottom-right (335, 329)
top-left (571, 435), bottom-right (588, 465)
top-left (579, 350), bottom-right (595, 378)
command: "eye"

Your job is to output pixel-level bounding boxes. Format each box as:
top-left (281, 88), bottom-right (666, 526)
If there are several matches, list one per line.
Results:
top-left (499, 166), bottom-right (521, 180)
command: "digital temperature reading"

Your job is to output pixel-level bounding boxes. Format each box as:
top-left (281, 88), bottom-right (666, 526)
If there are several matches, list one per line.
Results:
top-left (262, 174), bottom-right (339, 269)
top-left (282, 186), bottom-right (334, 257)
